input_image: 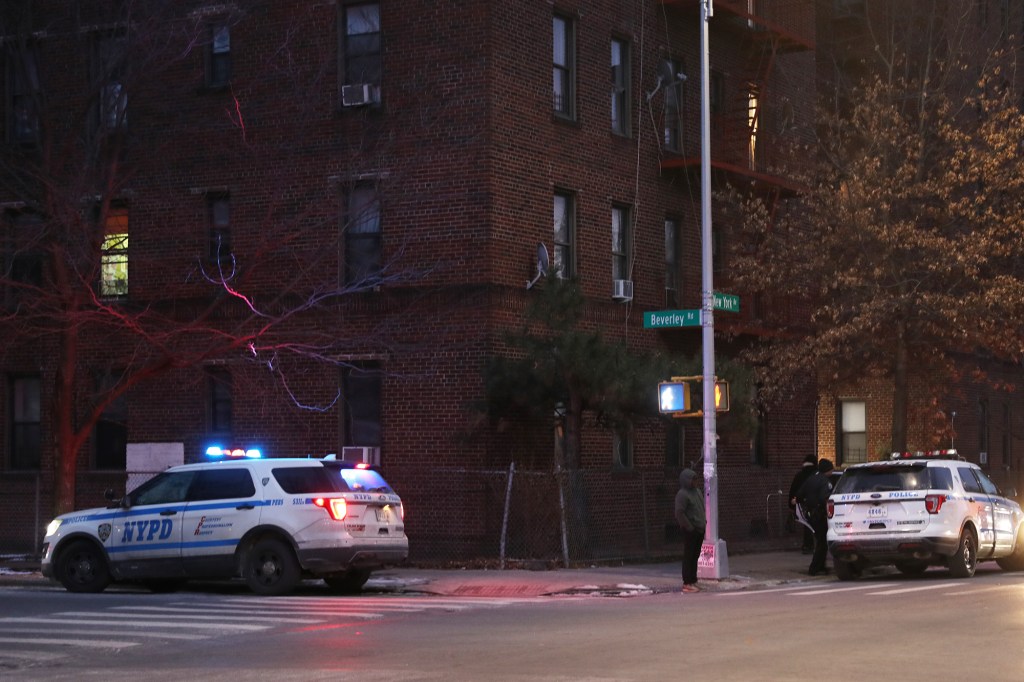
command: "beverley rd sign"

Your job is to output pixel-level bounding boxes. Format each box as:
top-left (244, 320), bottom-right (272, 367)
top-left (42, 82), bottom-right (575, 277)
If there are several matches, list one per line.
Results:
top-left (643, 310), bottom-right (701, 329)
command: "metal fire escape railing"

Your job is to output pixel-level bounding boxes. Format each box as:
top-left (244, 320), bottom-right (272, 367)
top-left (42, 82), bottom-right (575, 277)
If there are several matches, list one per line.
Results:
top-left (658, 0), bottom-right (814, 195)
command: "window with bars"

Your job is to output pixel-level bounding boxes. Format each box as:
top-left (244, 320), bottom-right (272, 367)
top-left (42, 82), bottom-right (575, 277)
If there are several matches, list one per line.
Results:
top-left (100, 206), bottom-right (128, 297)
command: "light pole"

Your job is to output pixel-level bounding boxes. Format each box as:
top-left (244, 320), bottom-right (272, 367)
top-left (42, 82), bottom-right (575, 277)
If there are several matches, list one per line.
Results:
top-left (698, 0), bottom-right (729, 579)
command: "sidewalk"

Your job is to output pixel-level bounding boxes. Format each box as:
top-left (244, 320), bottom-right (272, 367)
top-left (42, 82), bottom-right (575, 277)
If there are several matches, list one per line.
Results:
top-left (0, 549), bottom-right (831, 596)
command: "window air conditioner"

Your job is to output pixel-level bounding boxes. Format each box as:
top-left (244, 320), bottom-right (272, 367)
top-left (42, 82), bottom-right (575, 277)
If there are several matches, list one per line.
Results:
top-left (341, 446), bottom-right (381, 466)
top-left (342, 83), bottom-right (378, 107)
top-left (612, 279), bottom-right (634, 301)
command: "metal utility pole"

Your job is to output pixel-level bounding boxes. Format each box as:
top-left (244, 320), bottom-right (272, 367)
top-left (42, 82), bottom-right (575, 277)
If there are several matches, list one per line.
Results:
top-left (698, 0), bottom-right (729, 579)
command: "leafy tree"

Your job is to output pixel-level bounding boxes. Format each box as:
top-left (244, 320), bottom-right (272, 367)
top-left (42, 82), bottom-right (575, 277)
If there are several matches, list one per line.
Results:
top-left (729, 12), bottom-right (1024, 450)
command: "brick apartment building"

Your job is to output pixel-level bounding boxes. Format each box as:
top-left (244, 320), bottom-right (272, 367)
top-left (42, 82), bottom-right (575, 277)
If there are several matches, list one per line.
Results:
top-left (0, 0), bottom-right (916, 565)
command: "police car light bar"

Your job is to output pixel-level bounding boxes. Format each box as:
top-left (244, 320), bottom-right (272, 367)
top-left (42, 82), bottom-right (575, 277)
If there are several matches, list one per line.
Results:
top-left (889, 449), bottom-right (959, 460)
top-left (206, 446), bottom-right (263, 459)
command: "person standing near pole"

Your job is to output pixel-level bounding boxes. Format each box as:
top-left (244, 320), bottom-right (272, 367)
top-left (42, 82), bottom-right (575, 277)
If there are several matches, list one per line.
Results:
top-left (789, 454), bottom-right (818, 553)
top-left (675, 468), bottom-right (706, 592)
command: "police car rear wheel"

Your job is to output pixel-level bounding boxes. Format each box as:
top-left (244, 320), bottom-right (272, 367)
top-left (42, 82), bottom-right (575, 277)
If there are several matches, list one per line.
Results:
top-left (948, 530), bottom-right (977, 578)
top-left (57, 540), bottom-right (111, 593)
top-left (244, 538), bottom-right (300, 595)
top-left (323, 569), bottom-right (371, 593)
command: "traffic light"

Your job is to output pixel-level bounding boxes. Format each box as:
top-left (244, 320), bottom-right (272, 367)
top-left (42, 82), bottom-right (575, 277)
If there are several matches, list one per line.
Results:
top-left (658, 381), bottom-right (691, 413)
top-left (714, 380), bottom-right (730, 412)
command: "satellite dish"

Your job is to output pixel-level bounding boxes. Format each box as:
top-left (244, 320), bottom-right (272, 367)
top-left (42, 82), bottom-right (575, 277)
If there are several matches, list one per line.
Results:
top-left (527, 243), bottom-right (550, 289)
top-left (648, 61), bottom-right (687, 102)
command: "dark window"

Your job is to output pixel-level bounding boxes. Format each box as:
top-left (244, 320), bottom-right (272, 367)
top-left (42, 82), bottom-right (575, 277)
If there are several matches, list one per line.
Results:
top-left (205, 23), bottom-right (232, 88)
top-left (5, 43), bottom-right (40, 144)
top-left (611, 38), bottom-right (629, 135)
top-left (343, 3), bottom-right (381, 86)
top-left (611, 205), bottom-right (630, 282)
top-left (662, 58), bottom-right (684, 151)
top-left (273, 465), bottom-right (340, 494)
top-left (344, 184), bottom-right (382, 285)
top-left (189, 469), bottom-right (255, 501)
top-left (95, 371), bottom-right (127, 471)
top-left (958, 466), bottom-right (985, 494)
top-left (10, 375), bottom-right (41, 470)
top-left (553, 14), bottom-right (575, 118)
top-left (93, 34), bottom-right (127, 131)
top-left (665, 218), bottom-right (679, 307)
top-left (342, 364), bottom-right (381, 447)
top-left (5, 210), bottom-right (46, 307)
top-left (553, 191), bottom-right (575, 279)
top-left (208, 195), bottom-right (232, 266)
top-left (665, 422), bottom-right (683, 468)
top-left (207, 367), bottom-right (232, 435)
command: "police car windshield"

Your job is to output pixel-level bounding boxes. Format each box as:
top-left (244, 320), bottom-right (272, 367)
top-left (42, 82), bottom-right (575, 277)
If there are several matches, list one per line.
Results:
top-left (834, 464), bottom-right (954, 495)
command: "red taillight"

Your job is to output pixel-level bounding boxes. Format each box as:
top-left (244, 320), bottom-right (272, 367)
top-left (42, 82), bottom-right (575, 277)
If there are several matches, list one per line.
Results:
top-left (827, 500), bottom-right (835, 518)
top-left (924, 494), bottom-right (946, 514)
top-left (398, 503), bottom-right (404, 521)
top-left (314, 497), bottom-right (348, 521)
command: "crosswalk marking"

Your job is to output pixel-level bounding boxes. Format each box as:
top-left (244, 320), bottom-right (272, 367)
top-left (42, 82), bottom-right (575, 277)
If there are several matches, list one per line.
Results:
top-left (792, 583), bottom-right (898, 596)
top-left (869, 583), bottom-right (959, 596)
top-left (0, 636), bottom-right (139, 649)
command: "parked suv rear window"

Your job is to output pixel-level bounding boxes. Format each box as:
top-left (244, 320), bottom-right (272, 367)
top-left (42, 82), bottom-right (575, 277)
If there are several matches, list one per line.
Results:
top-left (272, 465), bottom-right (343, 494)
top-left (834, 464), bottom-right (953, 494)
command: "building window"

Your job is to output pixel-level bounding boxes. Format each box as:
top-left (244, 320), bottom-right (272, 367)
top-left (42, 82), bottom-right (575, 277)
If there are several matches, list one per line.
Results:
top-left (553, 191), bottom-right (575, 279)
top-left (95, 371), bottom-right (127, 471)
top-left (94, 34), bottom-right (127, 130)
top-left (747, 88), bottom-right (760, 169)
top-left (100, 206), bottom-right (128, 297)
top-left (611, 38), bottom-right (630, 135)
top-left (553, 14), bottom-right (575, 118)
top-left (342, 3), bottom-right (381, 88)
top-left (342, 364), bottom-right (381, 447)
top-left (665, 217), bottom-right (680, 307)
top-left (205, 23), bottom-right (232, 88)
top-left (344, 183), bottom-right (382, 285)
top-left (5, 210), bottom-right (45, 307)
top-left (9, 375), bottom-right (41, 470)
top-left (5, 44), bottom-right (40, 144)
top-left (611, 205), bottom-right (630, 282)
top-left (838, 400), bottom-right (866, 465)
top-left (207, 367), bottom-right (232, 436)
top-left (209, 195), bottom-right (232, 266)
top-left (662, 58), bottom-right (684, 151)
top-left (613, 428), bottom-right (633, 470)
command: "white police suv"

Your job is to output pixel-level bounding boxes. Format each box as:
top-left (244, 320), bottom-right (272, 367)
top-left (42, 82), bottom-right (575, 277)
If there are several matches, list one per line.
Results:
top-left (827, 450), bottom-right (1024, 580)
top-left (40, 450), bottom-right (408, 595)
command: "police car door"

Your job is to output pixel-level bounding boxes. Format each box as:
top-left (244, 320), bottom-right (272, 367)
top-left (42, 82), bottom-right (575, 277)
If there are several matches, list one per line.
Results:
top-left (180, 467), bottom-right (260, 575)
top-left (958, 466), bottom-right (998, 555)
top-left (973, 468), bottom-right (1017, 554)
top-left (109, 470), bottom-right (193, 575)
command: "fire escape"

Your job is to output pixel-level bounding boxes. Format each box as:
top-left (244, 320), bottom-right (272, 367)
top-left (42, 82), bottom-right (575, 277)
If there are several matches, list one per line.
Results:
top-left (657, 0), bottom-right (815, 333)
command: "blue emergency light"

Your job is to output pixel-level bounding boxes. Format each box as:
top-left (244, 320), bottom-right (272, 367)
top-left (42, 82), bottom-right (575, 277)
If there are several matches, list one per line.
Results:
top-left (205, 446), bottom-right (262, 459)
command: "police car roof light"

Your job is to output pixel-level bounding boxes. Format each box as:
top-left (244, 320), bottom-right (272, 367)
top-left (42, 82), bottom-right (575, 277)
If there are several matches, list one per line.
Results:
top-left (206, 446), bottom-right (262, 459)
top-left (889, 449), bottom-right (959, 461)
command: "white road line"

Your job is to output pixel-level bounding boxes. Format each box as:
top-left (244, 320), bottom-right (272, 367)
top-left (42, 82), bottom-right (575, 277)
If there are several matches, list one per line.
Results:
top-left (0, 650), bottom-right (64, 661)
top-left (0, 626), bottom-right (207, 640)
top-left (716, 584), bottom-right (831, 597)
top-left (0, 636), bottom-right (139, 649)
top-left (941, 584), bottom-right (1024, 597)
top-left (869, 583), bottom-right (963, 596)
top-left (97, 608), bottom-right (320, 623)
top-left (131, 603), bottom-right (422, 615)
top-left (0, 617), bottom-right (270, 631)
top-left (792, 583), bottom-right (899, 596)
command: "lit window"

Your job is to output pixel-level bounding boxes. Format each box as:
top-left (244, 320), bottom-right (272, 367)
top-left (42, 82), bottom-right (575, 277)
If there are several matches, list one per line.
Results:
top-left (101, 207), bottom-right (128, 297)
top-left (839, 401), bottom-right (866, 465)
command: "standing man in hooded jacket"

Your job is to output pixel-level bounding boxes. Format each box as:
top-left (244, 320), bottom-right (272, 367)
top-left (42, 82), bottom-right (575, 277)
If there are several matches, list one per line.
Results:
top-left (675, 468), bottom-right (706, 592)
top-left (797, 458), bottom-right (835, 576)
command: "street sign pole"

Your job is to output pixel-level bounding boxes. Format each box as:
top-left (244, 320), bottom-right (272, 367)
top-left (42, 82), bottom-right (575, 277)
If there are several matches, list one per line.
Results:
top-left (698, 0), bottom-right (728, 580)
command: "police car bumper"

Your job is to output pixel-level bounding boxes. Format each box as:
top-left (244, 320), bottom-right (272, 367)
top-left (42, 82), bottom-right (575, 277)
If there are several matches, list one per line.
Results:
top-left (298, 541), bottom-right (409, 574)
top-left (829, 535), bottom-right (961, 564)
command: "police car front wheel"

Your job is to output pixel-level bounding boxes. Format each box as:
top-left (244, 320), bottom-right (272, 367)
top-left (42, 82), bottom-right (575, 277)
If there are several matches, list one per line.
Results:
top-left (56, 539), bottom-right (111, 593)
top-left (243, 538), bottom-right (301, 596)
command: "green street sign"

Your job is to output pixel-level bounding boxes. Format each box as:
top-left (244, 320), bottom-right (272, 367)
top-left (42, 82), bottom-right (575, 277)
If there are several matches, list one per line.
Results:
top-left (713, 292), bottom-right (740, 313)
top-left (644, 310), bottom-right (701, 329)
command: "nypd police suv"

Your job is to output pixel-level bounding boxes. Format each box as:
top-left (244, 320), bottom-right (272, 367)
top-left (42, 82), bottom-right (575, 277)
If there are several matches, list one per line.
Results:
top-left (41, 450), bottom-right (408, 595)
top-left (828, 449), bottom-right (1024, 580)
